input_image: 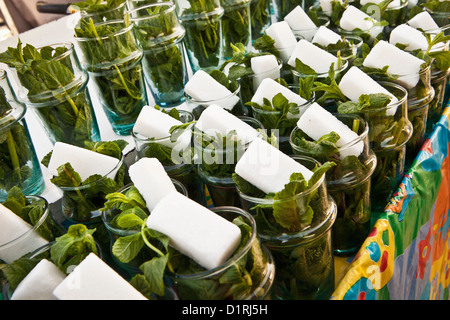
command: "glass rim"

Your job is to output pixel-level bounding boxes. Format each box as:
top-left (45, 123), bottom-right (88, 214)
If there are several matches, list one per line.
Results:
top-left (192, 116), bottom-right (265, 152)
top-left (127, 1), bottom-right (176, 22)
top-left (289, 113), bottom-right (369, 155)
top-left (0, 195), bottom-right (50, 250)
top-left (316, 34), bottom-right (364, 52)
top-left (74, 19), bottom-right (135, 42)
top-left (0, 70), bottom-right (26, 130)
top-left (78, 0), bottom-right (127, 17)
top-left (19, 72), bottom-right (89, 107)
top-left (102, 180), bottom-right (189, 235)
top-left (167, 205), bottom-right (258, 280)
top-left (291, 58), bottom-right (349, 78)
top-left (177, 6), bottom-right (224, 21)
top-left (58, 154), bottom-right (125, 192)
top-left (291, 15), bottom-right (330, 34)
top-left (236, 155), bottom-right (327, 205)
top-left (239, 56), bottom-right (283, 80)
top-left (363, 80), bottom-right (408, 113)
top-left (250, 88), bottom-right (316, 114)
top-left (184, 82), bottom-right (241, 104)
top-left (131, 109), bottom-right (195, 143)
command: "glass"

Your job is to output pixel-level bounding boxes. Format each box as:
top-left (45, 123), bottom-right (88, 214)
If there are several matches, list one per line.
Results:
top-left (291, 59), bottom-right (348, 111)
top-left (314, 35), bottom-right (363, 68)
top-left (428, 66), bottom-right (449, 132)
top-left (221, 0), bottom-right (252, 59)
top-left (272, 0), bottom-right (316, 22)
top-left (249, 85), bottom-right (316, 154)
top-left (75, 20), bottom-right (147, 136)
top-left (193, 116), bottom-right (263, 206)
top-left (132, 110), bottom-right (206, 205)
top-left (338, 22), bottom-right (384, 47)
top-left (336, 81), bottom-right (412, 211)
top-left (176, 0), bottom-right (225, 72)
top-left (78, 0), bottom-right (128, 22)
top-left (129, 2), bottom-right (189, 108)
top-left (0, 195), bottom-right (58, 264)
top-left (12, 42), bottom-right (101, 147)
top-left (102, 181), bottom-right (188, 275)
top-left (250, 0), bottom-right (271, 41)
top-left (290, 114), bottom-right (377, 256)
top-left (58, 154), bottom-right (126, 225)
top-left (185, 82), bottom-right (245, 118)
top-left (378, 0), bottom-right (408, 37)
top-left (0, 70), bottom-right (45, 200)
top-left (237, 56), bottom-right (283, 107)
top-left (382, 65), bottom-right (434, 160)
top-left (167, 206), bottom-right (275, 300)
top-left (236, 155), bottom-right (337, 300)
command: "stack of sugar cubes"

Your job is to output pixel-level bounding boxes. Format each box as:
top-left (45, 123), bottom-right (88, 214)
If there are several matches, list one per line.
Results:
top-left (184, 70), bottom-right (240, 111)
top-left (362, 40), bottom-right (426, 89)
top-left (128, 157), bottom-right (243, 271)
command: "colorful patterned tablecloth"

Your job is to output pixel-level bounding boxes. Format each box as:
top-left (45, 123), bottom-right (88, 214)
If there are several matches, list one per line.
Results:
top-left (332, 100), bottom-right (450, 300)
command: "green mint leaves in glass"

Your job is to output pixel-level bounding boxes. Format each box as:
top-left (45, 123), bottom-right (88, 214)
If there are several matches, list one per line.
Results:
top-left (75, 18), bottom-right (147, 135)
top-left (0, 71), bottom-right (45, 200)
top-left (176, 0), bottom-right (225, 72)
top-left (0, 40), bottom-right (101, 147)
top-left (129, 2), bottom-right (189, 108)
top-left (221, 0), bottom-right (252, 59)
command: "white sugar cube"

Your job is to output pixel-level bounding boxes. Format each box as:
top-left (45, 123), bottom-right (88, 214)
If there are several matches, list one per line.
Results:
top-left (363, 40), bottom-right (425, 89)
top-left (312, 26), bottom-right (342, 47)
top-left (287, 39), bottom-right (339, 74)
top-left (250, 78), bottom-right (307, 107)
top-left (389, 24), bottom-right (429, 51)
top-left (319, 0), bottom-right (342, 16)
top-left (195, 104), bottom-right (260, 144)
top-left (297, 102), bottom-right (364, 159)
top-left (234, 138), bottom-right (314, 194)
top-left (11, 259), bottom-right (66, 300)
top-left (0, 204), bottom-right (49, 264)
top-left (340, 5), bottom-right (375, 31)
top-left (339, 66), bottom-right (399, 116)
top-left (284, 6), bottom-right (317, 41)
top-left (407, 11), bottom-right (440, 31)
top-left (250, 54), bottom-right (281, 91)
top-left (133, 105), bottom-right (182, 140)
top-left (185, 70), bottom-right (239, 110)
top-left (132, 105), bottom-right (191, 150)
top-left (47, 142), bottom-right (121, 181)
top-left (53, 253), bottom-right (147, 300)
top-left (265, 21), bottom-right (298, 62)
top-left (146, 190), bottom-right (242, 270)
top-left (128, 158), bottom-right (177, 211)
